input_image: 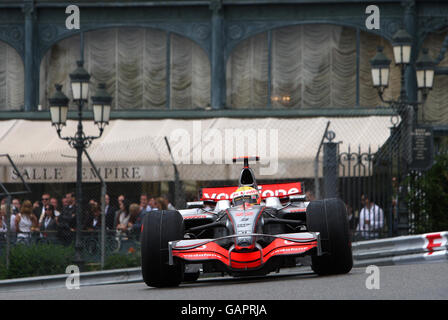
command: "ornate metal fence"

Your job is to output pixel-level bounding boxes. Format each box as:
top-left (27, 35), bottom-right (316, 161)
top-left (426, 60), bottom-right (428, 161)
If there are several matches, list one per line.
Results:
top-left (335, 114), bottom-right (447, 241)
top-left (338, 144), bottom-right (394, 241)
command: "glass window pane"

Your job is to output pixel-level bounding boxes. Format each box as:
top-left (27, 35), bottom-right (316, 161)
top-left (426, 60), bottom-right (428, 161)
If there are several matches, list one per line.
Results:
top-left (0, 41), bottom-right (25, 111)
top-left (40, 28), bottom-right (210, 110)
top-left (170, 33), bottom-right (211, 109)
top-left (227, 24), bottom-right (357, 109)
top-left (226, 32), bottom-right (268, 109)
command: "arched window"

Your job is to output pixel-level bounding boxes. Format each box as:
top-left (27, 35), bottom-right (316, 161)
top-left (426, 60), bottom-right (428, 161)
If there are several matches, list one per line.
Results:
top-left (226, 24), bottom-right (400, 109)
top-left (0, 41), bottom-right (24, 110)
top-left (39, 28), bottom-right (210, 110)
top-left (170, 33), bottom-right (211, 109)
top-left (226, 32), bottom-right (269, 108)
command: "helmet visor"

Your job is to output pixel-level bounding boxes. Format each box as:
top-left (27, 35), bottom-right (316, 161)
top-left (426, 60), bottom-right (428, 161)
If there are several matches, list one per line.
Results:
top-left (233, 195), bottom-right (259, 206)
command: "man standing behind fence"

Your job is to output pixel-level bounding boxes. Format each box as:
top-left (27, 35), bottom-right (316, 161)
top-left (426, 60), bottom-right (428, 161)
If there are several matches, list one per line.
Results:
top-left (140, 194), bottom-right (154, 212)
top-left (357, 194), bottom-right (384, 240)
top-left (58, 192), bottom-right (76, 244)
top-left (104, 194), bottom-right (116, 230)
top-left (34, 193), bottom-right (51, 224)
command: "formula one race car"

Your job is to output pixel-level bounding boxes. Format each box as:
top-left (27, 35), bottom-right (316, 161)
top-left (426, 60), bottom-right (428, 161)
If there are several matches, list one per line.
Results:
top-left (140, 157), bottom-right (353, 287)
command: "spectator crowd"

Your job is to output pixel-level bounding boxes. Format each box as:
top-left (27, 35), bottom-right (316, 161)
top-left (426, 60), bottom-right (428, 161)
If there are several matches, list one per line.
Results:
top-left (0, 190), bottom-right (386, 244)
top-left (0, 192), bottom-right (175, 244)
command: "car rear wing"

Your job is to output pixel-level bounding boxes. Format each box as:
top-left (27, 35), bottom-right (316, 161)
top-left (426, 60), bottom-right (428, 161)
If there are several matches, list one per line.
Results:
top-left (200, 181), bottom-right (303, 201)
top-left (232, 156), bottom-right (260, 168)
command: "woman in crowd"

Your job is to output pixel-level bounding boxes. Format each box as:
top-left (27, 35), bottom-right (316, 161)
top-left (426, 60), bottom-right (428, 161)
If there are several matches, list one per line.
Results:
top-left (154, 197), bottom-right (167, 211)
top-left (15, 200), bottom-right (38, 243)
top-left (126, 203), bottom-right (142, 238)
top-left (39, 204), bottom-right (58, 239)
top-left (116, 200), bottom-right (131, 233)
top-left (0, 205), bottom-right (8, 239)
top-left (127, 203), bottom-right (141, 228)
top-left (50, 198), bottom-right (61, 218)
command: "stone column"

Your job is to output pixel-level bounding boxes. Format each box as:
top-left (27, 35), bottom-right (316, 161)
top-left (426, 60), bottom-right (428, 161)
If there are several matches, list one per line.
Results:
top-left (402, 0), bottom-right (418, 103)
top-left (23, 0), bottom-right (37, 111)
top-left (210, 0), bottom-right (224, 109)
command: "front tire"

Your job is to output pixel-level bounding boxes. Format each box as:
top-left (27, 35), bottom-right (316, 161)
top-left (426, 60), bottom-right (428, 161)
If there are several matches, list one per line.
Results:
top-left (306, 198), bottom-right (353, 275)
top-left (141, 210), bottom-right (184, 287)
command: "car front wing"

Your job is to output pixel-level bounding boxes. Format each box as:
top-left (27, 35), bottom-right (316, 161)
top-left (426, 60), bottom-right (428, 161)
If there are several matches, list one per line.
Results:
top-left (168, 232), bottom-right (321, 270)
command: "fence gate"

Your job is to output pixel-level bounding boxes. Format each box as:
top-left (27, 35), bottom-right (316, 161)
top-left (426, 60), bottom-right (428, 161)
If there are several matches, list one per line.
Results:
top-left (337, 144), bottom-right (395, 241)
top-left (335, 107), bottom-right (433, 241)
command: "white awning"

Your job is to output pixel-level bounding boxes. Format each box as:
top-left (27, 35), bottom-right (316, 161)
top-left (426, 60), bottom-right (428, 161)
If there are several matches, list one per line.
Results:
top-left (0, 116), bottom-right (393, 183)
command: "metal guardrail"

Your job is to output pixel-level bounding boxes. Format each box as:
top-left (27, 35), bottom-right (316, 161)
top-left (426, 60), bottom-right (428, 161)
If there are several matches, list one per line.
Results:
top-left (352, 231), bottom-right (448, 267)
top-left (0, 267), bottom-right (142, 292)
top-left (1, 232), bottom-right (447, 292)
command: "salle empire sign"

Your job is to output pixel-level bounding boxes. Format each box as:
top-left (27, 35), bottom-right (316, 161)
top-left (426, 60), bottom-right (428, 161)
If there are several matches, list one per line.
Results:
top-left (8, 166), bottom-right (142, 183)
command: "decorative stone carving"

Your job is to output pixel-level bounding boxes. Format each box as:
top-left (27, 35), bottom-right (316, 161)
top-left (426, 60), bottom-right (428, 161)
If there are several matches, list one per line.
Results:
top-left (418, 16), bottom-right (448, 36)
top-left (401, 0), bottom-right (416, 12)
top-left (228, 24), bottom-right (244, 40)
top-left (0, 25), bottom-right (25, 57)
top-left (40, 24), bottom-right (59, 43)
top-left (209, 0), bottom-right (222, 13)
top-left (22, 1), bottom-right (35, 16)
top-left (384, 20), bottom-right (399, 38)
top-left (192, 23), bottom-right (210, 40)
top-left (8, 26), bottom-right (24, 42)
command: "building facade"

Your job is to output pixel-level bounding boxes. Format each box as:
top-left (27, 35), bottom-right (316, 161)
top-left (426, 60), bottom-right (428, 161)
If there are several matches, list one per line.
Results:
top-left (0, 1), bottom-right (446, 121)
top-left (1, 0), bottom-right (448, 206)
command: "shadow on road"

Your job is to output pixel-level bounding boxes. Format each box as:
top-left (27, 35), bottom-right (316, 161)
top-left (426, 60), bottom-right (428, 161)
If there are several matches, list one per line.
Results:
top-left (141, 266), bottom-right (320, 291)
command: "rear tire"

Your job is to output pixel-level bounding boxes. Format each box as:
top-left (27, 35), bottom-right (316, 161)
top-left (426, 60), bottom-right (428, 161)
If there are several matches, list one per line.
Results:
top-left (306, 198), bottom-right (353, 275)
top-left (141, 210), bottom-right (184, 287)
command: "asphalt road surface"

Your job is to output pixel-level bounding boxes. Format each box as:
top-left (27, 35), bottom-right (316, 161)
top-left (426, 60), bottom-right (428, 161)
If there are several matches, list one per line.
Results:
top-left (1, 262), bottom-right (447, 300)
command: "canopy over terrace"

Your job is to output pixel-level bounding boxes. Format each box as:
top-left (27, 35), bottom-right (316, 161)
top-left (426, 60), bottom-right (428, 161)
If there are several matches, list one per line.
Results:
top-left (0, 117), bottom-right (393, 183)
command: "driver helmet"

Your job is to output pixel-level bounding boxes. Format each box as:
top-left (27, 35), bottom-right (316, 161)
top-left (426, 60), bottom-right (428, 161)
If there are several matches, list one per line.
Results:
top-left (231, 186), bottom-right (261, 206)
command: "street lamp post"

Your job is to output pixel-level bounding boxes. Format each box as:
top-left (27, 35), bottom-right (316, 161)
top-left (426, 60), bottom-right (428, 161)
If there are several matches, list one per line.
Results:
top-left (370, 46), bottom-right (391, 97)
top-left (370, 28), bottom-right (435, 236)
top-left (370, 29), bottom-right (435, 115)
top-left (415, 48), bottom-right (436, 120)
top-left (49, 61), bottom-right (112, 268)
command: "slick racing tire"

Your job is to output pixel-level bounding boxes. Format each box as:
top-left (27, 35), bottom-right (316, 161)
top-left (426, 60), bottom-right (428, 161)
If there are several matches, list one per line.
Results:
top-left (141, 210), bottom-right (184, 287)
top-left (306, 198), bottom-right (353, 275)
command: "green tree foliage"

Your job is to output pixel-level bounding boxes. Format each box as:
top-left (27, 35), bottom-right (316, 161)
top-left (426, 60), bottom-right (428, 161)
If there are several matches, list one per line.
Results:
top-left (407, 152), bottom-right (448, 233)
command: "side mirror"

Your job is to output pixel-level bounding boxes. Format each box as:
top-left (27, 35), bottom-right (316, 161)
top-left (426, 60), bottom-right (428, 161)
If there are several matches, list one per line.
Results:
top-left (265, 197), bottom-right (282, 209)
top-left (289, 195), bottom-right (307, 202)
top-left (216, 200), bottom-right (230, 211)
top-left (186, 201), bottom-right (204, 209)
